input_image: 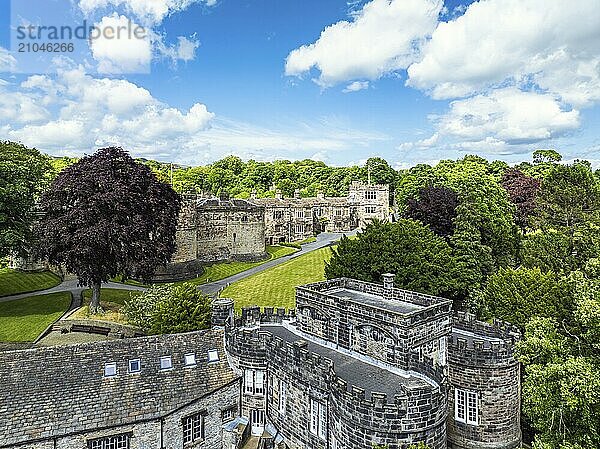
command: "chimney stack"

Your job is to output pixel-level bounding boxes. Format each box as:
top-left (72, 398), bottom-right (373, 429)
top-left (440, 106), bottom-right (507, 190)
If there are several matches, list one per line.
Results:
top-left (275, 189), bottom-right (283, 200)
top-left (294, 189), bottom-right (301, 199)
top-left (382, 273), bottom-right (395, 300)
top-left (317, 190), bottom-right (325, 200)
top-left (250, 189), bottom-right (257, 200)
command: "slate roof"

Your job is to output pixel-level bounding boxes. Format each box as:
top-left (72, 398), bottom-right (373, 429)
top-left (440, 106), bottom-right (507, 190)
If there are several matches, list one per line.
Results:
top-left (197, 197), bottom-right (263, 210)
top-left (261, 325), bottom-right (430, 397)
top-left (250, 196), bottom-right (350, 207)
top-left (0, 330), bottom-right (239, 446)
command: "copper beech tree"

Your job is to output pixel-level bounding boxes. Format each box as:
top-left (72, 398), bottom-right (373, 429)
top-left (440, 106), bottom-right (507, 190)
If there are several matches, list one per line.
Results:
top-left (35, 147), bottom-right (181, 313)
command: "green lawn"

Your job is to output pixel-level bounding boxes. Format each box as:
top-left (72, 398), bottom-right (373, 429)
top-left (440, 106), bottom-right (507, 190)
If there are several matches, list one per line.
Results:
top-left (0, 292), bottom-right (72, 342)
top-left (82, 288), bottom-right (140, 305)
top-left (0, 269), bottom-right (62, 297)
top-left (220, 246), bottom-right (333, 311)
top-left (177, 245), bottom-right (298, 286)
top-left (72, 288), bottom-right (142, 324)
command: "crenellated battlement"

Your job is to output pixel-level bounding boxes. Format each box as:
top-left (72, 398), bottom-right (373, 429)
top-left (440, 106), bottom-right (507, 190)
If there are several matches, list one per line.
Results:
top-left (239, 305), bottom-right (296, 326)
top-left (449, 312), bottom-right (520, 367)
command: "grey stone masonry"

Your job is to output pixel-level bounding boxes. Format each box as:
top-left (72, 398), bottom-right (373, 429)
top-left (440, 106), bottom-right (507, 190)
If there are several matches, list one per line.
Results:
top-left (225, 274), bottom-right (522, 449)
top-left (172, 195), bottom-right (267, 265)
top-left (0, 329), bottom-right (240, 448)
top-left (447, 312), bottom-right (522, 449)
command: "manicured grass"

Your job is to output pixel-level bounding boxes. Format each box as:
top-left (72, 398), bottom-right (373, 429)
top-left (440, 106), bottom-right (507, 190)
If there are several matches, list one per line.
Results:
top-left (0, 292), bottom-right (71, 342)
top-left (82, 288), bottom-right (140, 305)
top-left (220, 246), bottom-right (334, 311)
top-left (178, 245), bottom-right (298, 286)
top-left (72, 288), bottom-right (142, 324)
top-left (0, 269), bottom-right (61, 297)
top-left (298, 236), bottom-right (317, 245)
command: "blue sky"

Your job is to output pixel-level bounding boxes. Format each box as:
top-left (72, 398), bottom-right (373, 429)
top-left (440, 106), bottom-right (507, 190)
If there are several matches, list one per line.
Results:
top-left (0, 0), bottom-right (599, 168)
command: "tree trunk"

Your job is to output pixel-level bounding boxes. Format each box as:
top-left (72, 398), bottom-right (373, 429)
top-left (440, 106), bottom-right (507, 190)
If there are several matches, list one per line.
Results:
top-left (89, 282), bottom-right (103, 314)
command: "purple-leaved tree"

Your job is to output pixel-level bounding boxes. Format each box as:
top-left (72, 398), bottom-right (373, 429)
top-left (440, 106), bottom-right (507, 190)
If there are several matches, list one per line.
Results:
top-left (35, 147), bottom-right (181, 313)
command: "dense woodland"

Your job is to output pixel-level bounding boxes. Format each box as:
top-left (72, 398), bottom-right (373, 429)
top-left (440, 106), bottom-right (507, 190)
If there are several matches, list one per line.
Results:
top-left (1, 141), bottom-right (599, 449)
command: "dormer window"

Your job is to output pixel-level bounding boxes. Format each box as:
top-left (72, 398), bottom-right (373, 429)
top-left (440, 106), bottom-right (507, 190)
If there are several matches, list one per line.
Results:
top-left (104, 362), bottom-right (117, 377)
top-left (184, 353), bottom-right (196, 366)
top-left (207, 349), bottom-right (219, 363)
top-left (128, 359), bottom-right (141, 374)
top-left (160, 356), bottom-right (172, 370)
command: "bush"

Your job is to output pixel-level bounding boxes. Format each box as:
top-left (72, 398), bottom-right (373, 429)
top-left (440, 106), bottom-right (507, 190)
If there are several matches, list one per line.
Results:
top-left (278, 242), bottom-right (301, 249)
top-left (123, 283), bottom-right (211, 334)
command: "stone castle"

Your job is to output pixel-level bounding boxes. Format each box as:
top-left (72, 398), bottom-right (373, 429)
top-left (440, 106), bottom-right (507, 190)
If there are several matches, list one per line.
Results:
top-left (168, 181), bottom-right (391, 269)
top-left (0, 274), bottom-right (522, 449)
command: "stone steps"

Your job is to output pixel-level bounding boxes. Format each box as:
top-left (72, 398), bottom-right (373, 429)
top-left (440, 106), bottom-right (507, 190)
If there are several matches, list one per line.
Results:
top-left (241, 436), bottom-right (260, 449)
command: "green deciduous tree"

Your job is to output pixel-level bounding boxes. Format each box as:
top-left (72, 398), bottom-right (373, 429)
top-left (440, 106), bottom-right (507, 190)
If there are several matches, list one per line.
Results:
top-left (517, 268), bottom-right (600, 448)
top-left (325, 220), bottom-right (454, 297)
top-left (474, 267), bottom-right (574, 330)
top-left (0, 141), bottom-right (51, 258)
top-left (35, 147), bottom-right (180, 313)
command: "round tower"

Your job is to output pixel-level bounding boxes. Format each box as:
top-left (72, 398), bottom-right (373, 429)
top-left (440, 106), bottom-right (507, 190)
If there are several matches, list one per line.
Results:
top-left (212, 298), bottom-right (234, 327)
top-left (447, 313), bottom-right (521, 449)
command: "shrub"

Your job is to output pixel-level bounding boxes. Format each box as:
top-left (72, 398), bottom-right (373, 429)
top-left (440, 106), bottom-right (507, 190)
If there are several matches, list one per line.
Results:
top-left (123, 282), bottom-right (211, 334)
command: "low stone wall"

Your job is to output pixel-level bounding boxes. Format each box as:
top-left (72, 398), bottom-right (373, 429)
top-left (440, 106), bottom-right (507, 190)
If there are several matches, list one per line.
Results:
top-left (58, 319), bottom-right (145, 338)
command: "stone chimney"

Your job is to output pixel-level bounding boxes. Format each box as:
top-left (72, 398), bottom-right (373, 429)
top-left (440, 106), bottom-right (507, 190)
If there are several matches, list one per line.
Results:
top-left (250, 189), bottom-right (257, 200)
top-left (212, 298), bottom-right (234, 327)
top-left (317, 190), bottom-right (325, 200)
top-left (275, 189), bottom-right (283, 200)
top-left (294, 189), bottom-right (301, 199)
top-left (382, 273), bottom-right (395, 300)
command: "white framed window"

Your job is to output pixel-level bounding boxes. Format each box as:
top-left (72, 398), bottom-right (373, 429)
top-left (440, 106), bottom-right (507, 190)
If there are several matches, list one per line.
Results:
top-left (184, 353), bottom-right (196, 366)
top-left (309, 398), bottom-right (327, 440)
top-left (296, 210), bottom-right (304, 218)
top-left (183, 412), bottom-right (204, 444)
top-left (295, 224), bottom-right (304, 233)
top-left (89, 433), bottom-right (130, 449)
top-left (255, 370), bottom-right (264, 395)
top-left (104, 362), bottom-right (117, 377)
top-left (160, 356), bottom-right (172, 370)
top-left (207, 349), bottom-right (219, 363)
top-left (279, 380), bottom-right (287, 414)
top-left (222, 407), bottom-right (235, 422)
top-left (128, 359), bottom-right (141, 374)
top-left (455, 388), bottom-right (478, 425)
top-left (365, 206), bottom-right (377, 214)
top-left (244, 369), bottom-right (265, 396)
top-left (365, 191), bottom-right (377, 200)
top-left (439, 337), bottom-right (447, 366)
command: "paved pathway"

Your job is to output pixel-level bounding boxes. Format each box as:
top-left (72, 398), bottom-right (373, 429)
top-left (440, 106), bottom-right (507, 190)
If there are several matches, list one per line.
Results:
top-left (198, 231), bottom-right (353, 296)
top-left (0, 278), bottom-right (145, 303)
top-left (0, 230), bottom-right (355, 302)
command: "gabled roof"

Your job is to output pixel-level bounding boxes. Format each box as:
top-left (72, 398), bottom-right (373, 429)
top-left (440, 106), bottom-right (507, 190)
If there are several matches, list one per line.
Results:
top-left (0, 330), bottom-right (239, 446)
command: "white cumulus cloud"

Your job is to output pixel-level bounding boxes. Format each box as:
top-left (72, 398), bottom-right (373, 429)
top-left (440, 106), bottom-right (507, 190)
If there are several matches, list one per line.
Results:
top-left (0, 47), bottom-right (17, 72)
top-left (407, 0), bottom-right (600, 106)
top-left (343, 81), bottom-right (370, 93)
top-left (285, 0), bottom-right (443, 87)
top-left (78, 0), bottom-right (216, 25)
top-left (90, 14), bottom-right (152, 73)
top-left (436, 88), bottom-right (580, 144)
top-left (3, 66), bottom-right (214, 155)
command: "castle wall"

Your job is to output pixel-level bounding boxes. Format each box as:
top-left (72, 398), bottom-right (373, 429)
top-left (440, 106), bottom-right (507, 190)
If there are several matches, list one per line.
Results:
top-left (225, 322), bottom-right (448, 449)
top-left (171, 196), bottom-right (267, 268)
top-left (295, 278), bottom-right (452, 371)
top-left (447, 313), bottom-right (522, 449)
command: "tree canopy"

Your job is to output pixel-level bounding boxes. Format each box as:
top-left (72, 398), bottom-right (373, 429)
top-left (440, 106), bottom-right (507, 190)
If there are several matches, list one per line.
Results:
top-left (0, 141), bottom-right (50, 258)
top-left (35, 147), bottom-right (181, 312)
top-left (325, 220), bottom-right (454, 297)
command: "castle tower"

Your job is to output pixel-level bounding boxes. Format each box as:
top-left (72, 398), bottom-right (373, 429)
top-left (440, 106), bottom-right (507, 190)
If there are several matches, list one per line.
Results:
top-left (447, 312), bottom-right (521, 449)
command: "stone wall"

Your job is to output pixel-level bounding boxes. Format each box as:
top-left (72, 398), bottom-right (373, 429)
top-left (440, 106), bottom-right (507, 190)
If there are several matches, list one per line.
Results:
top-left (171, 196), bottom-right (267, 266)
top-left (295, 278), bottom-right (452, 371)
top-left (447, 313), bottom-right (522, 449)
top-left (225, 326), bottom-right (448, 449)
